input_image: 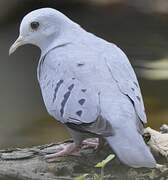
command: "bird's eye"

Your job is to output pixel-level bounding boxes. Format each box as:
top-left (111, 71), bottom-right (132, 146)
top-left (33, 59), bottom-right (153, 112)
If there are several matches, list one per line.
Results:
top-left (30, 21), bottom-right (40, 30)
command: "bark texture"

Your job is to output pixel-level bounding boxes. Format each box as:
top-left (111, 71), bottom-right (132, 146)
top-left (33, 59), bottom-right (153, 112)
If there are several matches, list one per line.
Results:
top-left (0, 127), bottom-right (168, 180)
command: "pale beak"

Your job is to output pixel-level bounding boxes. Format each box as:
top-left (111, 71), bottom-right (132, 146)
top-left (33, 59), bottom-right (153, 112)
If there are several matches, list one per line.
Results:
top-left (9, 36), bottom-right (25, 55)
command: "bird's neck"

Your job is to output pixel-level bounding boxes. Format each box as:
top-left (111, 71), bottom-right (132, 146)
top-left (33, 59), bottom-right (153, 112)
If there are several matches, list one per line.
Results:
top-left (40, 24), bottom-right (85, 57)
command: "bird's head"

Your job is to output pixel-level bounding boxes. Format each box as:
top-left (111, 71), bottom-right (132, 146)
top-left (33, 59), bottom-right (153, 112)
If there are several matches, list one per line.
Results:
top-left (9, 8), bottom-right (77, 55)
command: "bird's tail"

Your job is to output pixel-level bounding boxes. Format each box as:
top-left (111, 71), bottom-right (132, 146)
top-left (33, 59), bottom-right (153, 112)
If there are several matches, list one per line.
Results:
top-left (105, 129), bottom-right (156, 168)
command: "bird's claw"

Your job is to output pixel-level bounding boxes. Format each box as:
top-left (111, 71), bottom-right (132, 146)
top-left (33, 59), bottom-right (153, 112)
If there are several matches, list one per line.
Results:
top-left (45, 142), bottom-right (81, 162)
top-left (82, 138), bottom-right (99, 149)
top-left (44, 138), bottom-right (100, 162)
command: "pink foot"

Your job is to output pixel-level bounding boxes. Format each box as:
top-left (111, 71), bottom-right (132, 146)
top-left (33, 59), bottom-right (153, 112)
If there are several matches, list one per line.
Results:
top-left (45, 142), bottom-right (81, 162)
top-left (45, 138), bottom-right (100, 162)
top-left (82, 138), bottom-right (99, 149)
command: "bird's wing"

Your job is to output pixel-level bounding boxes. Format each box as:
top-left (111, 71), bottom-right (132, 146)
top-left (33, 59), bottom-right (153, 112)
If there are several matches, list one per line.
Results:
top-left (40, 47), bottom-right (113, 137)
top-left (103, 44), bottom-right (147, 123)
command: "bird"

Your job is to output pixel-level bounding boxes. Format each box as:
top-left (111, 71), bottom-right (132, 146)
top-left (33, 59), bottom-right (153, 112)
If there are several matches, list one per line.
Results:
top-left (9, 8), bottom-right (156, 168)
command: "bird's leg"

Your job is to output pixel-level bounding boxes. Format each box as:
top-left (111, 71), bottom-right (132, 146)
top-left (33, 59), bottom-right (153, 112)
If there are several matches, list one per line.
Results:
top-left (45, 142), bottom-right (81, 162)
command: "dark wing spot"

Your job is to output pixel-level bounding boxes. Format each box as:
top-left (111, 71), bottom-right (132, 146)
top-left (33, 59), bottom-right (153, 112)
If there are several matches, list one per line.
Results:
top-left (81, 89), bottom-right (87, 93)
top-left (77, 63), bottom-right (85, 67)
top-left (136, 96), bottom-right (141, 102)
top-left (72, 77), bottom-right (76, 80)
top-left (60, 84), bottom-right (74, 117)
top-left (68, 84), bottom-right (74, 91)
top-left (78, 99), bottom-right (86, 106)
top-left (131, 87), bottom-right (135, 91)
top-left (53, 80), bottom-right (64, 103)
top-left (76, 110), bottom-right (82, 117)
top-left (133, 81), bottom-right (138, 88)
top-left (60, 91), bottom-right (71, 117)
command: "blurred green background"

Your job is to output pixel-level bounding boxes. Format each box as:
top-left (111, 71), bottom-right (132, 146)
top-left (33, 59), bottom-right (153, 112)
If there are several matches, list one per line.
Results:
top-left (0, 0), bottom-right (168, 148)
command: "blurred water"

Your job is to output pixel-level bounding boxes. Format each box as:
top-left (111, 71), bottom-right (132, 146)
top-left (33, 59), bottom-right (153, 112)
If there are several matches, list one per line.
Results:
top-left (0, 2), bottom-right (167, 149)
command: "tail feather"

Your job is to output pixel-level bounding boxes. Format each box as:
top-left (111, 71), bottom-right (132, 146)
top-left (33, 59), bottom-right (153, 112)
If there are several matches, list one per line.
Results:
top-left (100, 91), bottom-right (156, 168)
top-left (105, 129), bottom-right (156, 168)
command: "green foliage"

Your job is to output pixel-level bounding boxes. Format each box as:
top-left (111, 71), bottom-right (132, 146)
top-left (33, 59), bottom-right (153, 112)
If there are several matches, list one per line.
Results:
top-left (95, 154), bottom-right (115, 168)
top-left (75, 154), bottom-right (115, 180)
top-left (93, 173), bottom-right (101, 180)
top-left (95, 154), bottom-right (115, 180)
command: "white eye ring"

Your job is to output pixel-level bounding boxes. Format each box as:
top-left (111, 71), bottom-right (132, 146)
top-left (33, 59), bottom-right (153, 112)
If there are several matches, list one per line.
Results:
top-left (30, 21), bottom-right (40, 30)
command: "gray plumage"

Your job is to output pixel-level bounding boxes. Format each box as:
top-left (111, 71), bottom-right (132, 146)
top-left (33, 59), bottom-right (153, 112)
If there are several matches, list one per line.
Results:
top-left (10, 8), bottom-right (156, 168)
